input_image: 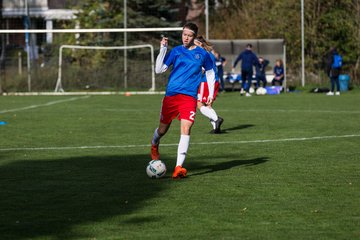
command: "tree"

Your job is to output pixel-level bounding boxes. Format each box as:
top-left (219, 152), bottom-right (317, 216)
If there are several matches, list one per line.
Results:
top-left (209, 0), bottom-right (360, 85)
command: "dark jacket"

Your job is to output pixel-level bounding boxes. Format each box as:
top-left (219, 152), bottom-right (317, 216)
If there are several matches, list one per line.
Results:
top-left (233, 49), bottom-right (259, 72)
top-left (256, 59), bottom-right (269, 75)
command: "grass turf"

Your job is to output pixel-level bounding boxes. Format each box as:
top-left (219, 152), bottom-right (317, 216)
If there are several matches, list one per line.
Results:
top-left (0, 90), bottom-right (359, 240)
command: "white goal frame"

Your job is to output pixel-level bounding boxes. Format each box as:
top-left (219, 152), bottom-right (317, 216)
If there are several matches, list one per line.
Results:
top-left (0, 27), bottom-right (183, 94)
top-left (55, 44), bottom-right (155, 92)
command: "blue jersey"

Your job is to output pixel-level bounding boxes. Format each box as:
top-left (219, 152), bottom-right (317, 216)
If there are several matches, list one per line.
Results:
top-left (164, 45), bottom-right (213, 98)
top-left (274, 65), bottom-right (284, 77)
top-left (201, 52), bottom-right (219, 83)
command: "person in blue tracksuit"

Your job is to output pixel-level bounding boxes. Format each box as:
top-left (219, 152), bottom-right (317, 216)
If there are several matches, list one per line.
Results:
top-left (325, 47), bottom-right (342, 96)
top-left (213, 50), bottom-right (227, 92)
top-left (255, 57), bottom-right (269, 88)
top-left (271, 59), bottom-right (284, 86)
top-left (232, 44), bottom-right (259, 96)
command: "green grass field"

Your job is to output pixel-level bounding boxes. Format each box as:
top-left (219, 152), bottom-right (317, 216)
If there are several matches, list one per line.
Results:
top-left (0, 90), bottom-right (359, 240)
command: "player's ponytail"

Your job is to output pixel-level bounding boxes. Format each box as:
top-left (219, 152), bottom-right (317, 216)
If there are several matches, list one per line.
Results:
top-left (195, 35), bottom-right (213, 52)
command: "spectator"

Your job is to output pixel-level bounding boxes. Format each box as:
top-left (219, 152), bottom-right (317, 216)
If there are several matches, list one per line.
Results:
top-left (232, 44), bottom-right (259, 97)
top-left (212, 49), bottom-right (227, 92)
top-left (271, 59), bottom-right (284, 86)
top-left (325, 47), bottom-right (342, 96)
top-left (255, 57), bottom-right (269, 88)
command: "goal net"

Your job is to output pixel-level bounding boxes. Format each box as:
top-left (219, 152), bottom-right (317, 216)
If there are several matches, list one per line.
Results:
top-left (0, 27), bottom-right (182, 94)
top-left (54, 44), bottom-right (155, 93)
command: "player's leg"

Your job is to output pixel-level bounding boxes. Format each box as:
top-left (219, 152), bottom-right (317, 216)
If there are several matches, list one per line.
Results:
top-left (172, 95), bottom-right (197, 179)
top-left (172, 119), bottom-right (192, 179)
top-left (262, 74), bottom-right (267, 87)
top-left (198, 101), bottom-right (216, 128)
top-left (198, 82), bottom-right (223, 133)
top-left (256, 74), bottom-right (261, 88)
top-left (209, 82), bottom-right (223, 133)
top-left (198, 82), bottom-right (217, 129)
top-left (151, 96), bottom-right (177, 160)
top-left (335, 76), bottom-right (340, 93)
top-left (241, 70), bottom-right (247, 94)
top-left (244, 70), bottom-right (252, 96)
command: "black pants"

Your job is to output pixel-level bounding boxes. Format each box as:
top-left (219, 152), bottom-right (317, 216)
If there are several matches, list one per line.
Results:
top-left (330, 76), bottom-right (340, 92)
top-left (272, 77), bottom-right (284, 86)
top-left (256, 74), bottom-right (267, 88)
top-left (241, 69), bottom-right (253, 92)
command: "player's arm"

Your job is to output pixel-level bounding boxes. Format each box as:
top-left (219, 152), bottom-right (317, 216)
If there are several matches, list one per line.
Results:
top-left (155, 37), bottom-right (169, 74)
top-left (205, 69), bottom-right (215, 105)
top-left (232, 54), bottom-right (242, 72)
top-left (204, 53), bottom-right (216, 105)
top-left (264, 59), bottom-right (270, 67)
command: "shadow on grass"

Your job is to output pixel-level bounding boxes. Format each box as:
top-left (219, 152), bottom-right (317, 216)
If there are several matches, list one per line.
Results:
top-left (221, 124), bottom-right (254, 133)
top-left (0, 154), bottom-right (268, 239)
top-left (0, 154), bottom-right (162, 240)
top-left (188, 157), bottom-right (269, 177)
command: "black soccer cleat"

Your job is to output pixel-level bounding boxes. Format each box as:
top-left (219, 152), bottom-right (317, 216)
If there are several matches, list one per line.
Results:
top-left (214, 117), bottom-right (224, 134)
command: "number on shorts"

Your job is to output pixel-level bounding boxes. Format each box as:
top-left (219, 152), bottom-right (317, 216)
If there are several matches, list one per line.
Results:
top-left (189, 111), bottom-right (196, 121)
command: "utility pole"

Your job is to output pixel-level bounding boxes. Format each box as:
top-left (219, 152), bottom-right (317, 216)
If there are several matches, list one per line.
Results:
top-left (124, 0), bottom-right (127, 89)
top-left (205, 0), bottom-right (209, 39)
top-left (301, 0), bottom-right (305, 86)
top-left (25, 0), bottom-right (31, 92)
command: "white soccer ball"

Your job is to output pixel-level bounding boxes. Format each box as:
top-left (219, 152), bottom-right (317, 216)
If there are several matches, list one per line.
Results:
top-left (146, 160), bottom-right (166, 179)
top-left (249, 87), bottom-right (255, 94)
top-left (256, 87), bottom-right (267, 95)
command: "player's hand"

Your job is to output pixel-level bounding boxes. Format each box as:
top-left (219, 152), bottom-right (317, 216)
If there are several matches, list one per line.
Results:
top-left (160, 37), bottom-right (168, 47)
top-left (206, 96), bottom-right (214, 105)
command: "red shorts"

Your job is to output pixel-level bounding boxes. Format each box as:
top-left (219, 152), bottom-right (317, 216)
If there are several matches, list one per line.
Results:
top-left (160, 94), bottom-right (197, 124)
top-left (197, 82), bottom-right (220, 103)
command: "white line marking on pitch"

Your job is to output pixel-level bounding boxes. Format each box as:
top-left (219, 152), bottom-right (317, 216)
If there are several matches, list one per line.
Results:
top-left (0, 96), bottom-right (90, 114)
top-left (104, 108), bottom-right (360, 114)
top-left (219, 109), bottom-right (360, 114)
top-left (1, 134), bottom-right (359, 152)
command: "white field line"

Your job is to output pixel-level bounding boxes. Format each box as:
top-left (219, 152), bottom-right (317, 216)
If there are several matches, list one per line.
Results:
top-left (1, 134), bottom-right (359, 152)
top-left (104, 108), bottom-right (360, 114)
top-left (218, 109), bottom-right (360, 114)
top-left (0, 96), bottom-right (90, 114)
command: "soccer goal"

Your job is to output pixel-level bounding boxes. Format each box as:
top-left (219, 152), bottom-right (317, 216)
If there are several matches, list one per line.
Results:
top-left (0, 27), bottom-right (182, 94)
top-left (54, 44), bottom-right (155, 93)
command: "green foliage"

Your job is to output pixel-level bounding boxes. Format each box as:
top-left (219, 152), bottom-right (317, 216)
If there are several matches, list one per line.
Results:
top-left (210, 0), bottom-right (360, 85)
top-left (59, 0), bottom-right (183, 76)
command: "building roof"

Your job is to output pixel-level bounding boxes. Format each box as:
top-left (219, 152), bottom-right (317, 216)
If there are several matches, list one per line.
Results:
top-left (2, 8), bottom-right (77, 20)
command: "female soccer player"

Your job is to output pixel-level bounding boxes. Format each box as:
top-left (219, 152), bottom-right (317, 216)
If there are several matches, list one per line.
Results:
top-left (194, 36), bottom-right (224, 134)
top-left (151, 23), bottom-right (216, 179)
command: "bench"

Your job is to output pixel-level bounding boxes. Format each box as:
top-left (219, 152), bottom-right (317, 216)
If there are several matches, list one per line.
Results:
top-left (224, 73), bottom-right (276, 91)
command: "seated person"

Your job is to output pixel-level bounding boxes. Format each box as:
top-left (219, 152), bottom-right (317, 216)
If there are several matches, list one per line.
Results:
top-left (271, 59), bottom-right (284, 86)
top-left (256, 57), bottom-right (269, 88)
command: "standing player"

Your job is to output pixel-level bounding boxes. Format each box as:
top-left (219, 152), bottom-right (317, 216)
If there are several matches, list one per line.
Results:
top-left (194, 35), bottom-right (224, 134)
top-left (232, 44), bottom-right (259, 96)
top-left (151, 23), bottom-right (216, 179)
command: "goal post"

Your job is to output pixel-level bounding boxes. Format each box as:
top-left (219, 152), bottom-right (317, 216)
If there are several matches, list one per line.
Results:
top-left (55, 44), bottom-right (155, 93)
top-left (0, 27), bottom-right (183, 94)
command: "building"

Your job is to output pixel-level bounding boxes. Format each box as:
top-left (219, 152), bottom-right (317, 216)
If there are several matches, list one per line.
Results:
top-left (1, 0), bottom-right (78, 48)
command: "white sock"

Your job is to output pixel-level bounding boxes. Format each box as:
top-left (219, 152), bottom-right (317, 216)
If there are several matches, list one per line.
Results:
top-left (210, 121), bottom-right (216, 129)
top-left (176, 135), bottom-right (190, 167)
top-left (200, 106), bottom-right (218, 122)
top-left (208, 108), bottom-right (219, 122)
top-left (151, 128), bottom-right (161, 145)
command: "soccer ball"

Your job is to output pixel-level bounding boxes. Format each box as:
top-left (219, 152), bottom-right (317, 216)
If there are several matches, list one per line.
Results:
top-left (146, 160), bottom-right (166, 179)
top-left (249, 87), bottom-right (255, 94)
top-left (256, 87), bottom-right (267, 95)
